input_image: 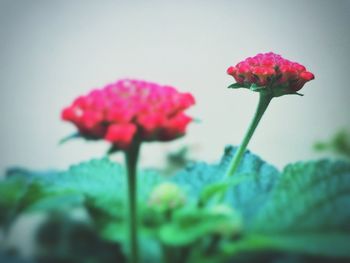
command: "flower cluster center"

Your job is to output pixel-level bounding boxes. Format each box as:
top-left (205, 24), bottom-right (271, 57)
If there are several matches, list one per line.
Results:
top-left (62, 79), bottom-right (195, 149)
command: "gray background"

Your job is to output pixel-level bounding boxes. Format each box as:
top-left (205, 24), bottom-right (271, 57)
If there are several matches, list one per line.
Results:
top-left (1, 0), bottom-right (349, 173)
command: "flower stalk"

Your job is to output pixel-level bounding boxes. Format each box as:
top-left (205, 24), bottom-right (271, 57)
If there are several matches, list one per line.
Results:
top-left (125, 141), bottom-right (141, 263)
top-left (61, 79), bottom-right (195, 263)
top-left (225, 52), bottom-right (314, 177)
top-left (225, 91), bottom-right (273, 177)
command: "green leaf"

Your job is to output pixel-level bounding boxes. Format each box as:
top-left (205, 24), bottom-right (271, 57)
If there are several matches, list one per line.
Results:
top-left (169, 151), bottom-right (350, 258)
top-left (159, 206), bottom-right (242, 246)
top-left (252, 160), bottom-right (350, 232)
top-left (0, 168), bottom-right (78, 228)
top-left (242, 159), bottom-right (350, 257)
top-left (58, 132), bottom-right (82, 145)
top-left (0, 145), bottom-right (278, 225)
top-left (314, 128), bottom-right (350, 159)
top-left (0, 175), bottom-right (28, 228)
top-left (107, 145), bottom-right (119, 155)
top-left (199, 182), bottom-right (230, 205)
top-left (171, 146), bottom-right (280, 222)
top-left (249, 83), bottom-right (265, 91)
top-left (4, 146), bottom-right (350, 260)
top-left (35, 212), bottom-right (127, 263)
top-left (228, 83), bottom-right (245, 89)
top-left (198, 175), bottom-right (249, 206)
top-left (223, 233), bottom-right (350, 259)
top-left (0, 159), bottom-right (164, 235)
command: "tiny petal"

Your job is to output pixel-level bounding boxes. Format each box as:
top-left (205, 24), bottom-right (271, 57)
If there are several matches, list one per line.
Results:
top-left (61, 106), bottom-right (79, 121)
top-left (300, 71), bottom-right (315, 81)
top-left (160, 113), bottom-right (192, 141)
top-left (105, 123), bottom-right (137, 149)
top-left (226, 66), bottom-right (237, 75)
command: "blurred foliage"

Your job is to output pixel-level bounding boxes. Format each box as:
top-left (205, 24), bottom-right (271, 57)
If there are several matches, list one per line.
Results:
top-left (314, 128), bottom-right (350, 159)
top-left (35, 212), bottom-right (125, 263)
top-left (163, 146), bottom-right (192, 176)
top-left (0, 146), bottom-right (350, 262)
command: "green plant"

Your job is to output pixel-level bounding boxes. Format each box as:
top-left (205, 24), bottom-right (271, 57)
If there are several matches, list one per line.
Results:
top-left (1, 53), bottom-right (349, 263)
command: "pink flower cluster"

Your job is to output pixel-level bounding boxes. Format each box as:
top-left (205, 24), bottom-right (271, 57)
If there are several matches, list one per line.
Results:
top-left (61, 79), bottom-right (195, 149)
top-left (227, 52), bottom-right (314, 91)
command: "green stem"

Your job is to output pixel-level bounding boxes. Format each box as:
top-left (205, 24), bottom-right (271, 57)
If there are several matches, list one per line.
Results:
top-left (226, 91), bottom-right (273, 177)
top-left (162, 244), bottom-right (173, 263)
top-left (125, 141), bottom-right (141, 263)
top-left (205, 234), bottom-right (221, 256)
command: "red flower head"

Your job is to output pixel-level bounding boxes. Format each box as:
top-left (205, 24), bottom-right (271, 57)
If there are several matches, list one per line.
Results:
top-left (227, 52), bottom-right (314, 96)
top-left (61, 79), bottom-right (195, 150)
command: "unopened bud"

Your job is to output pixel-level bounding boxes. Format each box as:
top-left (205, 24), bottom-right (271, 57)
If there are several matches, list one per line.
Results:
top-left (148, 183), bottom-right (186, 212)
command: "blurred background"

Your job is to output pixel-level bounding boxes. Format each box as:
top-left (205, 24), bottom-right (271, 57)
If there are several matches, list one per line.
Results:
top-left (1, 0), bottom-right (350, 172)
top-left (0, 0), bottom-right (350, 260)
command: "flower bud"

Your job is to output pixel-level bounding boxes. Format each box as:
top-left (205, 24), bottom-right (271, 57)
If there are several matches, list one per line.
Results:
top-left (227, 52), bottom-right (314, 96)
top-left (148, 183), bottom-right (186, 212)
